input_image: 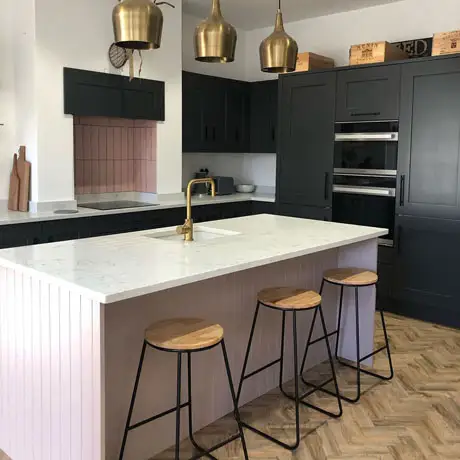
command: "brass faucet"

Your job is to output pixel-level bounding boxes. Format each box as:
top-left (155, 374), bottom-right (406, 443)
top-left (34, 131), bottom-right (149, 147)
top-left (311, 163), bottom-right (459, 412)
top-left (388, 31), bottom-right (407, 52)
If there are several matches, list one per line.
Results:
top-left (177, 178), bottom-right (216, 241)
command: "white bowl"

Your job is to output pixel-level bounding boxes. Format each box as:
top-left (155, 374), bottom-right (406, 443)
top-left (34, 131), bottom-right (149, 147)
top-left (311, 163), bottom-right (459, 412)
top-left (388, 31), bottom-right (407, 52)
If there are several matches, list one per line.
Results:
top-left (236, 184), bottom-right (256, 193)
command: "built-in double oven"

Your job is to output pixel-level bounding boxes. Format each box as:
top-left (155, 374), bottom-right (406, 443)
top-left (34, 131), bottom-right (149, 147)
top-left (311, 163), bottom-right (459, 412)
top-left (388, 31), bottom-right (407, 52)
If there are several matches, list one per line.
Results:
top-left (332, 121), bottom-right (398, 247)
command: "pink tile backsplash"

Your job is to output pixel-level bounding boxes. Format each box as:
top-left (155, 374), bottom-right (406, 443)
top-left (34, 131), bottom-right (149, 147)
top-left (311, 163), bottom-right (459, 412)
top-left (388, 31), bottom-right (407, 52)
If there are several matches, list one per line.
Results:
top-left (74, 116), bottom-right (157, 194)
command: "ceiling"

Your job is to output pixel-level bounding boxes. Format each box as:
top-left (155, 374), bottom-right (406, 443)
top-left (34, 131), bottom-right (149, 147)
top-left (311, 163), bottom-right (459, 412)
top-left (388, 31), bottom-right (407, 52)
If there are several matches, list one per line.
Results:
top-left (183, 0), bottom-right (404, 31)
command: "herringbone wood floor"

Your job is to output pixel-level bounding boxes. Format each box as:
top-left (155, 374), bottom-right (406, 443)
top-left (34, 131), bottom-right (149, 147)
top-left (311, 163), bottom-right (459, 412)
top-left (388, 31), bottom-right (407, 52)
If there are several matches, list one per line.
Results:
top-left (152, 313), bottom-right (460, 460)
top-left (1, 313), bottom-right (459, 460)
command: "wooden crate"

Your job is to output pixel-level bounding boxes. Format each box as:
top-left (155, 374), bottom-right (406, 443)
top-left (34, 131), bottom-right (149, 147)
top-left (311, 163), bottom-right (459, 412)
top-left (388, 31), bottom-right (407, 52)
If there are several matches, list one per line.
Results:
top-left (294, 52), bottom-right (335, 72)
top-left (349, 41), bottom-right (408, 65)
top-left (432, 30), bottom-right (460, 56)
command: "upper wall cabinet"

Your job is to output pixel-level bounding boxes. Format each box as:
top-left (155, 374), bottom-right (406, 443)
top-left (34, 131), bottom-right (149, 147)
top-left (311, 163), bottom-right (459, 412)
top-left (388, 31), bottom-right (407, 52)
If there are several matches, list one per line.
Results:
top-left (250, 80), bottom-right (278, 153)
top-left (397, 56), bottom-right (460, 220)
top-left (336, 65), bottom-right (401, 122)
top-left (182, 72), bottom-right (250, 153)
top-left (64, 68), bottom-right (165, 121)
top-left (277, 71), bottom-right (336, 208)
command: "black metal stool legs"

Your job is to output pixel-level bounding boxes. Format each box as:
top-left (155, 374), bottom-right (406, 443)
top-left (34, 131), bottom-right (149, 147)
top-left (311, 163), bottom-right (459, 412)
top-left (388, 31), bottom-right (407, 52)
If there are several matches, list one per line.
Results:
top-left (290, 304), bottom-right (343, 418)
top-left (120, 341), bottom-right (248, 460)
top-left (119, 341), bottom-right (147, 460)
top-left (301, 282), bottom-right (394, 406)
top-left (238, 302), bottom-right (342, 451)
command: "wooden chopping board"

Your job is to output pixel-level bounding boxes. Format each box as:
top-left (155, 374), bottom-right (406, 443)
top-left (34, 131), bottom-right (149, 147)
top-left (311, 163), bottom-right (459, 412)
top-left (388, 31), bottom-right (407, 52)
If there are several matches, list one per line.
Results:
top-left (17, 146), bottom-right (31, 212)
top-left (8, 154), bottom-right (20, 211)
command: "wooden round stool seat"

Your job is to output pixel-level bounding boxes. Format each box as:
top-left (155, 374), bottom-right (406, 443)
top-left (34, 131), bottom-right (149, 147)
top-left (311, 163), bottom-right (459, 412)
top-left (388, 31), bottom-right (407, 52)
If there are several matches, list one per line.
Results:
top-left (145, 318), bottom-right (224, 351)
top-left (323, 267), bottom-right (378, 286)
top-left (258, 287), bottom-right (321, 310)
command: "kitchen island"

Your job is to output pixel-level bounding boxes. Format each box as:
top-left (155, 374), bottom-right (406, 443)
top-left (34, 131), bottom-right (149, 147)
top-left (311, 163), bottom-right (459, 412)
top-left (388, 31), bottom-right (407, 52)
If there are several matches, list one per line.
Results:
top-left (0, 215), bottom-right (386, 460)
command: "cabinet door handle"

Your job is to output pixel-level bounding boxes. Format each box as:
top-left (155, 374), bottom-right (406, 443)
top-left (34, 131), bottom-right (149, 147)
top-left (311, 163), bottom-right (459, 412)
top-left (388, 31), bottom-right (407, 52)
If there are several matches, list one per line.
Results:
top-left (271, 127), bottom-right (275, 142)
top-left (350, 111), bottom-right (381, 117)
top-left (204, 126), bottom-right (208, 141)
top-left (399, 174), bottom-right (406, 206)
top-left (324, 172), bottom-right (330, 201)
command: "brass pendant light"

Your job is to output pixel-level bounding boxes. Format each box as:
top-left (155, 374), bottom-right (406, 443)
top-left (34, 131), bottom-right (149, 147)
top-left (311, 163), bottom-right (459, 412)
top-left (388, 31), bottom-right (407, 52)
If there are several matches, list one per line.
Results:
top-left (194, 0), bottom-right (237, 63)
top-left (260, 0), bottom-right (298, 73)
top-left (113, 0), bottom-right (174, 50)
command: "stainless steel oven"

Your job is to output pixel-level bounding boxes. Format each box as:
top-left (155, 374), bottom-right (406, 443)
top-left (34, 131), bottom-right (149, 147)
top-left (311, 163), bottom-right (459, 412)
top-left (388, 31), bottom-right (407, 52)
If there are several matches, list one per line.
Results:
top-left (332, 121), bottom-right (398, 246)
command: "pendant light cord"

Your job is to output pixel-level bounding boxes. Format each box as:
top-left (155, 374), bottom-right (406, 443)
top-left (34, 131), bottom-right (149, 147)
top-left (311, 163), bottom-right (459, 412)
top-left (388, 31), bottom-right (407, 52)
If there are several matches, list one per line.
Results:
top-left (278, 0), bottom-right (281, 10)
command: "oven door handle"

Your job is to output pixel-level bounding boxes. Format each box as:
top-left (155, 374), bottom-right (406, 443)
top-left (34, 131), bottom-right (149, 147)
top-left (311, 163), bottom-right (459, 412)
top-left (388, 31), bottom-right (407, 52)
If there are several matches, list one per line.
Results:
top-left (334, 133), bottom-right (399, 142)
top-left (333, 185), bottom-right (396, 197)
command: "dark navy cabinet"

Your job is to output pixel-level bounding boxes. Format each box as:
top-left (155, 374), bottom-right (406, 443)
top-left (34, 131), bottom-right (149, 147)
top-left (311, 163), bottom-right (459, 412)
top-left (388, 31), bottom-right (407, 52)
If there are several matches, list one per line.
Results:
top-left (277, 71), bottom-right (336, 210)
top-left (336, 65), bottom-right (401, 122)
top-left (250, 80), bottom-right (278, 153)
top-left (397, 56), bottom-right (460, 220)
top-left (64, 68), bottom-right (165, 121)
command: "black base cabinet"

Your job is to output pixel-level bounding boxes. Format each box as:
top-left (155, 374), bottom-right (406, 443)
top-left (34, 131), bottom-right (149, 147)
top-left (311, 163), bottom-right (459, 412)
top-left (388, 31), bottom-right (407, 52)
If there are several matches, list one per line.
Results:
top-left (385, 215), bottom-right (460, 328)
top-left (278, 203), bottom-right (332, 221)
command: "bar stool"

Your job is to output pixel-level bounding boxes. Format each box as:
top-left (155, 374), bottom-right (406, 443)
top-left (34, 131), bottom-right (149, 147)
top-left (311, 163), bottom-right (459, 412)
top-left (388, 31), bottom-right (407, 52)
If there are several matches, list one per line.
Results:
top-left (119, 318), bottom-right (249, 460)
top-left (237, 288), bottom-right (343, 451)
top-left (300, 268), bottom-right (394, 404)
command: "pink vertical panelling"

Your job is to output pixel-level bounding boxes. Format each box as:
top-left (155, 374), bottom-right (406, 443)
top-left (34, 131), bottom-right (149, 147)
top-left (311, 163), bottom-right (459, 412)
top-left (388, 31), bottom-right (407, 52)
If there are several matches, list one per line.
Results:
top-left (80, 297), bottom-right (93, 460)
top-left (92, 301), bottom-right (104, 460)
top-left (31, 277), bottom-right (43, 460)
top-left (69, 293), bottom-right (82, 460)
top-left (14, 272), bottom-right (24, 460)
top-left (74, 117), bottom-right (157, 195)
top-left (49, 285), bottom-right (61, 460)
top-left (59, 288), bottom-right (72, 460)
top-left (41, 282), bottom-right (51, 460)
top-left (23, 276), bottom-right (33, 460)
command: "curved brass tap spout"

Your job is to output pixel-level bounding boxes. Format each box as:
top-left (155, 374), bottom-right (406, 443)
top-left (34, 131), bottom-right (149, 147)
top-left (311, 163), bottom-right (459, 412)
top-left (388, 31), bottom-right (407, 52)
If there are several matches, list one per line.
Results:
top-left (176, 178), bottom-right (216, 241)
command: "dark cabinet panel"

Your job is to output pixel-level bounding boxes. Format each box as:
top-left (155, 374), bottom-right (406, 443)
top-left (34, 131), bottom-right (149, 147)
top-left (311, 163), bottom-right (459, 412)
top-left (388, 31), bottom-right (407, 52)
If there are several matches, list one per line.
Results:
top-left (0, 223), bottom-right (42, 248)
top-left (203, 77), bottom-right (226, 151)
top-left (225, 80), bottom-right (250, 152)
top-left (277, 72), bottom-right (336, 208)
top-left (397, 56), bottom-right (460, 219)
top-left (182, 72), bottom-right (205, 153)
top-left (64, 67), bottom-right (164, 120)
top-left (336, 65), bottom-right (401, 121)
top-left (250, 80), bottom-right (278, 153)
top-left (122, 78), bottom-right (165, 121)
top-left (278, 204), bottom-right (332, 221)
top-left (252, 201), bottom-right (275, 215)
top-left (390, 215), bottom-right (460, 328)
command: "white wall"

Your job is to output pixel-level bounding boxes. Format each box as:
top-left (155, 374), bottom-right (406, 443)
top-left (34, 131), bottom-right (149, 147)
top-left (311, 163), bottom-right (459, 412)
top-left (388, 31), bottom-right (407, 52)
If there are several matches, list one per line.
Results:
top-left (245, 0), bottom-right (460, 80)
top-left (8, 0), bottom-right (182, 208)
top-left (182, 152), bottom-right (276, 190)
top-left (0, 0), bottom-right (17, 202)
top-left (182, 13), bottom-right (247, 81)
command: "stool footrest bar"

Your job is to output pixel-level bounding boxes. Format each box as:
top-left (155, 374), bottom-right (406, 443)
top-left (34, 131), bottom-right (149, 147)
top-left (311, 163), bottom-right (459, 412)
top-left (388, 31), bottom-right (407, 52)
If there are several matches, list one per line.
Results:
top-left (189, 433), bottom-right (241, 460)
top-left (308, 330), bottom-right (338, 347)
top-left (243, 358), bottom-right (281, 380)
top-left (129, 401), bottom-right (190, 431)
top-left (358, 345), bottom-right (388, 363)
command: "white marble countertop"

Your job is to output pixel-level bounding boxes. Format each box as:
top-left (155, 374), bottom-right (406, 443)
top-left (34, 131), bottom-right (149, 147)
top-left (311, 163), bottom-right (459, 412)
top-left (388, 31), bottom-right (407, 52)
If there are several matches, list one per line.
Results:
top-left (0, 215), bottom-right (387, 304)
top-left (0, 193), bottom-right (275, 226)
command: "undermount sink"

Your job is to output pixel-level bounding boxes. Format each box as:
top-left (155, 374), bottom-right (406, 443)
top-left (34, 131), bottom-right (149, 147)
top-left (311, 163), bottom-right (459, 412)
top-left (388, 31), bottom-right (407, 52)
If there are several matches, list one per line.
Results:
top-left (146, 227), bottom-right (241, 243)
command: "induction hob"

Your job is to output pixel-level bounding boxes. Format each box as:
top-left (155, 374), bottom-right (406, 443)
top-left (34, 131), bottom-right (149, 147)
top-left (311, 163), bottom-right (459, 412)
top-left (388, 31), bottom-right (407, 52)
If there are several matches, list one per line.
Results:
top-left (78, 201), bottom-right (159, 211)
